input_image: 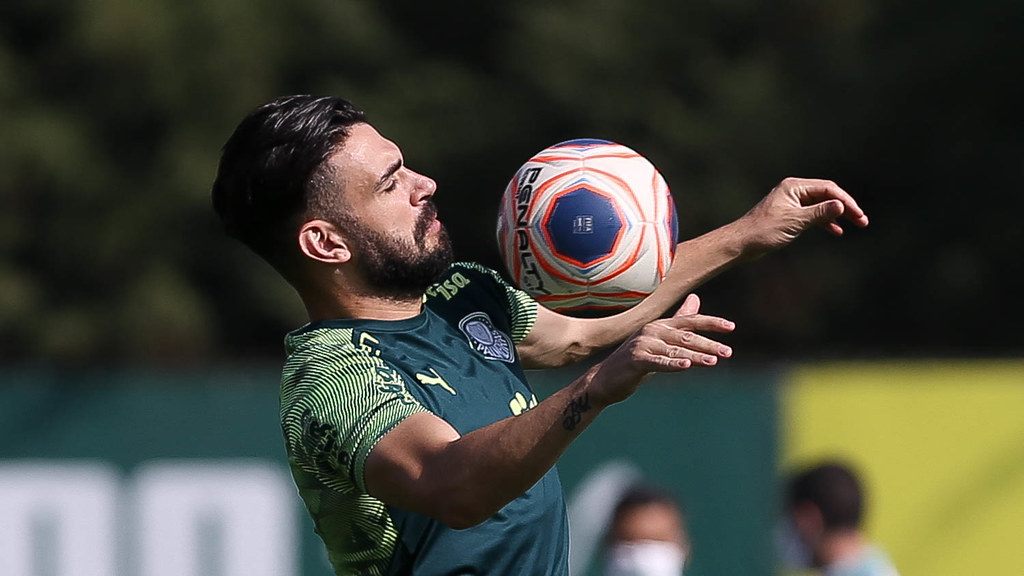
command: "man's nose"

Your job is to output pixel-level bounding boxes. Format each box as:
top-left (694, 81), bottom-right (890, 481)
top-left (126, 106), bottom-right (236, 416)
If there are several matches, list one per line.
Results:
top-left (412, 171), bottom-right (437, 203)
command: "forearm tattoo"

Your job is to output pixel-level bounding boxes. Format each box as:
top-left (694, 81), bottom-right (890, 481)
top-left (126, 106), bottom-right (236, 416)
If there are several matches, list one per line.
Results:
top-left (562, 393), bottom-right (591, 431)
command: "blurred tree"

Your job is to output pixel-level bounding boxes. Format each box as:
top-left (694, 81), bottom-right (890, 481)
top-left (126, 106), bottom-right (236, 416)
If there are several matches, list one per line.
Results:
top-left (0, 0), bottom-right (1019, 364)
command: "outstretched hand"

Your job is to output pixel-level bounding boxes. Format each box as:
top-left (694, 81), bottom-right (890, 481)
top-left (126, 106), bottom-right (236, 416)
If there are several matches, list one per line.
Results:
top-left (588, 294), bottom-right (735, 406)
top-left (740, 177), bottom-right (869, 254)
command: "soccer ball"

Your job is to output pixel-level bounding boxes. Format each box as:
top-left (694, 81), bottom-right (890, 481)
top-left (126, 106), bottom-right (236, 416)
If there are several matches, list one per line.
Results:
top-left (496, 138), bottom-right (678, 314)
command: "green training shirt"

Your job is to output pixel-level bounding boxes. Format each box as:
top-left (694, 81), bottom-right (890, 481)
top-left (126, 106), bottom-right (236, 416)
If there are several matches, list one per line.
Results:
top-left (280, 262), bottom-right (569, 575)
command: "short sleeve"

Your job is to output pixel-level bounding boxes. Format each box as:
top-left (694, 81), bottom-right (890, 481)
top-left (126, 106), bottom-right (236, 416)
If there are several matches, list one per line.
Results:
top-left (282, 335), bottom-right (428, 494)
top-left (450, 262), bottom-right (538, 343)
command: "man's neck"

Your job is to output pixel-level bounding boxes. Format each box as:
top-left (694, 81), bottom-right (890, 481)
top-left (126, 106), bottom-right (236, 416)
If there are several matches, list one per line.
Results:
top-left (303, 289), bottom-right (423, 323)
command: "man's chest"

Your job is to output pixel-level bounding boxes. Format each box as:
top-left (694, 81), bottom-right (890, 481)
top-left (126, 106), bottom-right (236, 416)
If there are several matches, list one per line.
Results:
top-left (352, 317), bottom-right (537, 434)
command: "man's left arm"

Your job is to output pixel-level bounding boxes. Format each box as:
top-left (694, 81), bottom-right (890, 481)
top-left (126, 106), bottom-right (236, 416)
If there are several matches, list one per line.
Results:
top-left (516, 177), bottom-right (869, 369)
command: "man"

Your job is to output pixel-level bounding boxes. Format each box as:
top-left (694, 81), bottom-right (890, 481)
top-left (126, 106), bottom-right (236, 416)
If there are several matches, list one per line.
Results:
top-left (781, 462), bottom-right (899, 576)
top-left (604, 484), bottom-right (690, 576)
top-left (211, 95), bottom-right (868, 575)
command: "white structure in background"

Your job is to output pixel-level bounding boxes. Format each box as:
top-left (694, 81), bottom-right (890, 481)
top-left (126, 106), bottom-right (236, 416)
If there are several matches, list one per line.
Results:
top-left (0, 460), bottom-right (297, 576)
top-left (567, 460), bottom-right (643, 576)
top-left (0, 462), bottom-right (118, 576)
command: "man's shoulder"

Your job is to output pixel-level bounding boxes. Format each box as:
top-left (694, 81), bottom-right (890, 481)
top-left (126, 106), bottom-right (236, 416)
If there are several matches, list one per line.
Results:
top-left (425, 261), bottom-right (519, 306)
top-left (427, 261), bottom-right (538, 344)
top-left (281, 325), bottom-right (389, 400)
top-left (280, 324), bottom-right (422, 433)
top-left (448, 261), bottom-right (501, 277)
top-left (284, 324), bottom-right (366, 369)
top-left (427, 262), bottom-right (502, 295)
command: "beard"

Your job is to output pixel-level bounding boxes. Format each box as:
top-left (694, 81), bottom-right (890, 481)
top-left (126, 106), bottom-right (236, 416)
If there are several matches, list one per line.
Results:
top-left (342, 202), bottom-right (453, 300)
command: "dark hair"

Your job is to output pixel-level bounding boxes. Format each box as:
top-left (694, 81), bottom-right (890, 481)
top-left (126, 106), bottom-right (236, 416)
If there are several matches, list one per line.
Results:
top-left (612, 483), bottom-right (682, 521)
top-left (211, 95), bottom-right (366, 267)
top-left (787, 462), bottom-right (864, 530)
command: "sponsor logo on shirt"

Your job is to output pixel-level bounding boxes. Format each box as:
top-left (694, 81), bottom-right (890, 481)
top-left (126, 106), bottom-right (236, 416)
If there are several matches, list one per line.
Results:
top-left (509, 391), bottom-right (538, 415)
top-left (415, 367), bottom-right (457, 395)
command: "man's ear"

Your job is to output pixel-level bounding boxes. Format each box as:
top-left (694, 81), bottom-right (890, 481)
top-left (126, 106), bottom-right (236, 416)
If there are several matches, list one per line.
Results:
top-left (297, 219), bottom-right (352, 264)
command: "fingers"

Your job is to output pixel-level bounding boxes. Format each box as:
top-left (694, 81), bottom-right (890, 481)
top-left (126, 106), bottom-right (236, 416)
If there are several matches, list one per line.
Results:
top-left (804, 198), bottom-right (846, 236)
top-left (662, 342), bottom-right (723, 366)
top-left (661, 328), bottom-right (733, 359)
top-left (630, 323), bottom-right (734, 374)
top-left (621, 307), bottom-right (736, 375)
top-left (632, 350), bottom-right (693, 371)
top-left (631, 339), bottom-right (724, 373)
top-left (663, 313), bottom-right (735, 334)
top-left (787, 178), bottom-right (869, 228)
top-left (673, 293), bottom-right (701, 317)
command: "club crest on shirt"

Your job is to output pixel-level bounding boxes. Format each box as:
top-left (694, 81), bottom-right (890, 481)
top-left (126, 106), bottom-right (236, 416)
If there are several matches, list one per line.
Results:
top-left (458, 312), bottom-right (515, 363)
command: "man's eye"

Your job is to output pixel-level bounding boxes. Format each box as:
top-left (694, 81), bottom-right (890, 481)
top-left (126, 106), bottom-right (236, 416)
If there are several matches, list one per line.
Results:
top-left (383, 178), bottom-right (398, 192)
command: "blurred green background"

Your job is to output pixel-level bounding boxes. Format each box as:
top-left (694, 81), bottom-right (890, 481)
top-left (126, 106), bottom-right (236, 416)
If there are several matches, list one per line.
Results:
top-left (5, 363), bottom-right (1022, 575)
top-left (2, 0), bottom-right (1021, 364)
top-left (2, 1), bottom-right (1023, 575)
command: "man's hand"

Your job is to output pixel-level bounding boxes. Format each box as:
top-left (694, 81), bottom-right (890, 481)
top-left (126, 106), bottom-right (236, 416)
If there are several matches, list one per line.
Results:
top-left (738, 177), bottom-right (869, 256)
top-left (588, 294), bottom-right (735, 406)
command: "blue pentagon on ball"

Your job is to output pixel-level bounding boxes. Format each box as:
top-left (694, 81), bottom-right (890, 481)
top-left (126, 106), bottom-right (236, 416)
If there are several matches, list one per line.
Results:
top-left (544, 185), bottom-right (625, 268)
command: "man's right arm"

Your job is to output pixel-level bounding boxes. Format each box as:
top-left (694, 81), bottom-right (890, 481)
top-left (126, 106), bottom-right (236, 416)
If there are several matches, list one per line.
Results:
top-left (363, 294), bottom-right (732, 529)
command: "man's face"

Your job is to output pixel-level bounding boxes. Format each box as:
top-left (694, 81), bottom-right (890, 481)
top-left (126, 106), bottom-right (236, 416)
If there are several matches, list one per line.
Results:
top-left (610, 502), bottom-right (689, 549)
top-left (789, 503), bottom-right (826, 568)
top-left (606, 503), bottom-right (690, 576)
top-left (323, 123), bottom-right (452, 298)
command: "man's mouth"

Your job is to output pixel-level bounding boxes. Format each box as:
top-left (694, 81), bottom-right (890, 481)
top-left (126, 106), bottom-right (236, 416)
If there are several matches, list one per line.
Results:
top-left (417, 203), bottom-right (441, 237)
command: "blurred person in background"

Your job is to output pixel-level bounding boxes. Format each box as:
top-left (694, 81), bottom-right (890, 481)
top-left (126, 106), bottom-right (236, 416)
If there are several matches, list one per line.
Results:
top-left (211, 94), bottom-right (867, 575)
top-left (779, 461), bottom-right (899, 576)
top-left (604, 483), bottom-right (690, 576)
